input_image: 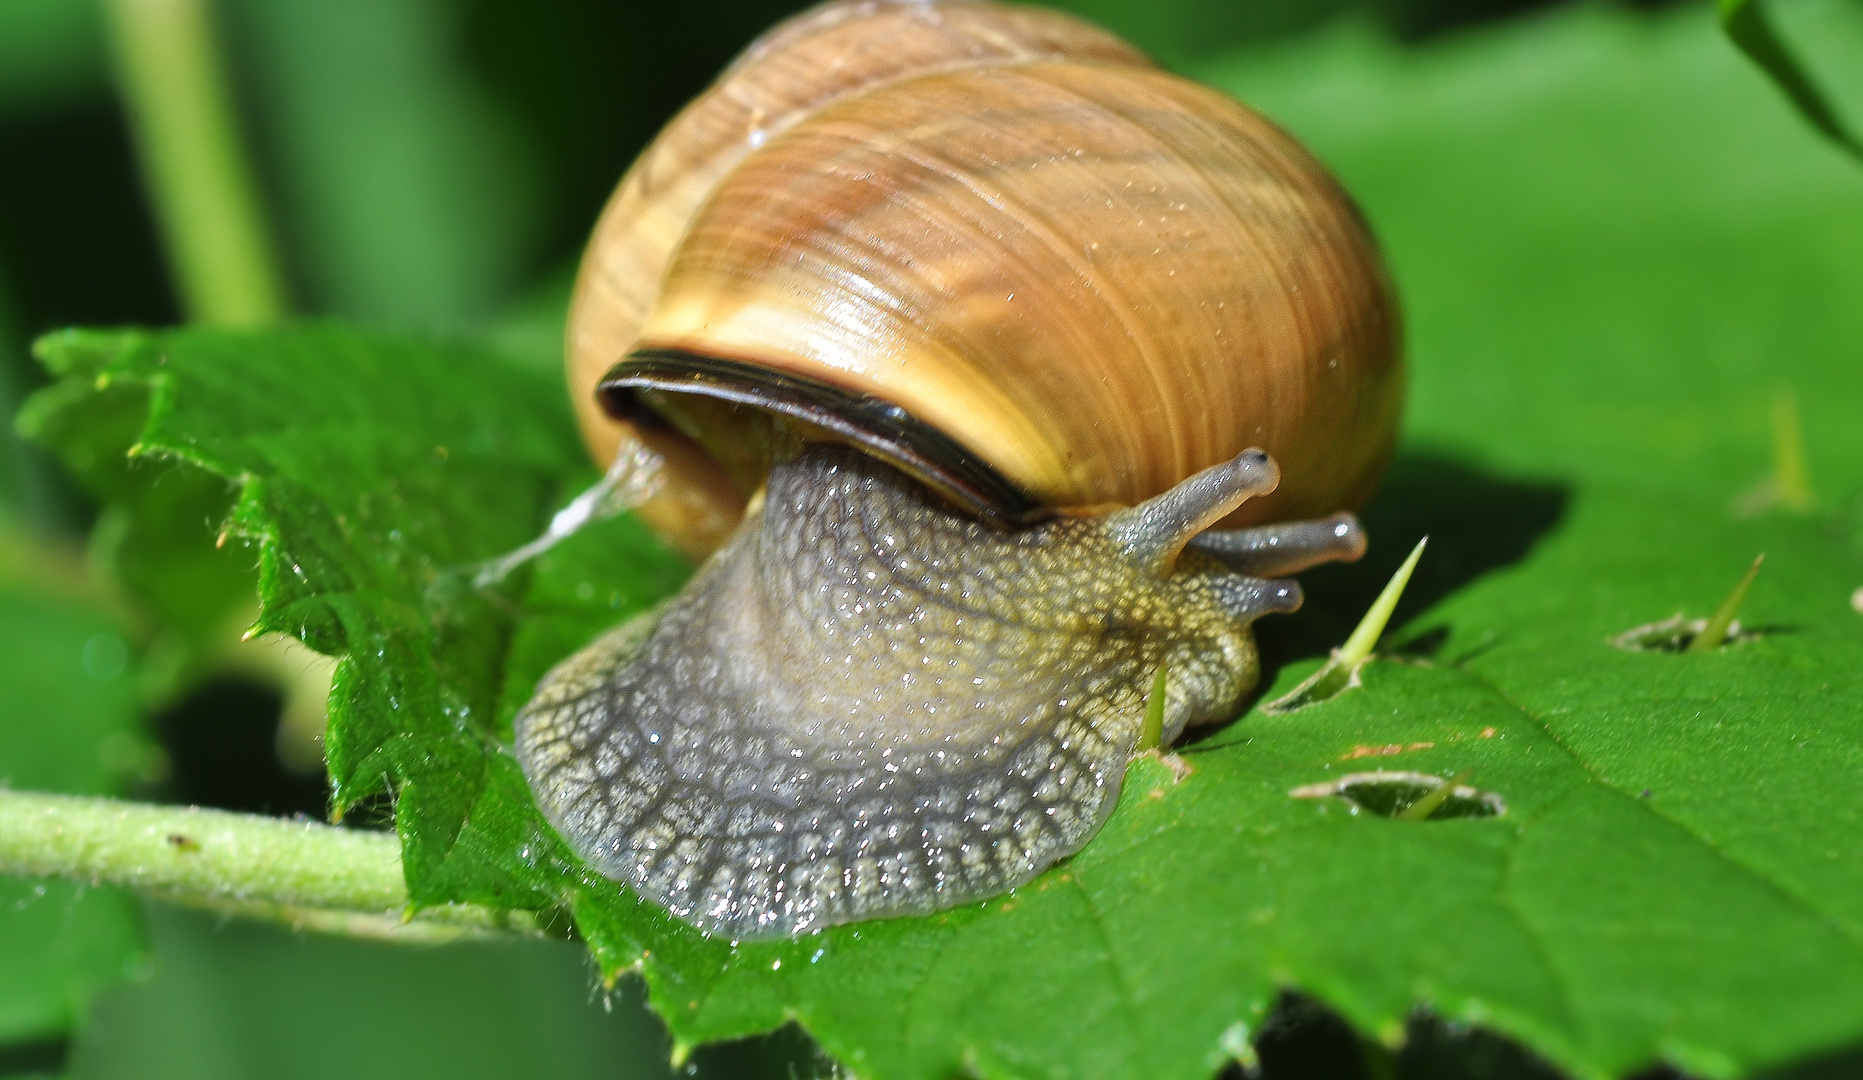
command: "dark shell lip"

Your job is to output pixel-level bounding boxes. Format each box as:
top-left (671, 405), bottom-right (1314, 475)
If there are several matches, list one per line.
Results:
top-left (600, 346), bottom-right (1042, 526)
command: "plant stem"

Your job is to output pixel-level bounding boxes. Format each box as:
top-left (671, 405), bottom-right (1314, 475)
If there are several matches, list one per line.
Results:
top-left (0, 789), bottom-right (541, 942)
top-left (103, 0), bottom-right (288, 325)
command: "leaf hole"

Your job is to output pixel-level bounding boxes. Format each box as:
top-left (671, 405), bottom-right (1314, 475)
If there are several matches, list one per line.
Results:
top-left (1609, 614), bottom-right (1759, 652)
top-left (1289, 770), bottom-right (1505, 820)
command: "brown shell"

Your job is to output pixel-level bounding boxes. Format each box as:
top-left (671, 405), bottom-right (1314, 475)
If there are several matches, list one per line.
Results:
top-left (567, 0), bottom-right (1401, 557)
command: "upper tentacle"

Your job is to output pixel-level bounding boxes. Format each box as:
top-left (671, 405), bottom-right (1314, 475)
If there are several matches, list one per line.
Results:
top-left (1105, 449), bottom-right (1279, 575)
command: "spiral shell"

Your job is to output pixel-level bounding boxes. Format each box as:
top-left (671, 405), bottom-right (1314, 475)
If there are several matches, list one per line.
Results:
top-left (567, 0), bottom-right (1401, 556)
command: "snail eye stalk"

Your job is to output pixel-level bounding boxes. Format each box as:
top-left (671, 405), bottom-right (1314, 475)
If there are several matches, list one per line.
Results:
top-left (1191, 511), bottom-right (1367, 577)
top-left (1107, 449), bottom-right (1279, 574)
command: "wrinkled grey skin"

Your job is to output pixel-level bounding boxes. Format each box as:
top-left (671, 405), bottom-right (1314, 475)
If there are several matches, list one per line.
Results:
top-left (516, 445), bottom-right (1364, 938)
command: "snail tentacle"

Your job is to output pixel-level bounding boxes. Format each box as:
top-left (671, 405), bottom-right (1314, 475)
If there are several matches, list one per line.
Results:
top-left (1106, 448), bottom-right (1279, 574)
top-left (1206, 574), bottom-right (1305, 621)
top-left (1190, 511), bottom-right (1368, 578)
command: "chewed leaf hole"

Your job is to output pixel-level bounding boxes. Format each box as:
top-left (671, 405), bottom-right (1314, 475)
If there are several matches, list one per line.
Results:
top-left (1290, 771), bottom-right (1505, 820)
top-left (1610, 614), bottom-right (1757, 652)
top-left (1617, 555), bottom-right (1766, 653)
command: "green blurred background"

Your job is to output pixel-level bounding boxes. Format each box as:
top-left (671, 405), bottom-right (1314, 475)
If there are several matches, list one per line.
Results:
top-left (0, 0), bottom-right (1853, 1076)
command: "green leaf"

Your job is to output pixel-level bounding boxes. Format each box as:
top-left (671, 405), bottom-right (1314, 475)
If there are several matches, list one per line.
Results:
top-left (23, 2), bottom-right (1863, 1077)
top-left (1718, 0), bottom-right (1862, 161)
top-left (22, 322), bottom-right (687, 915)
top-left (0, 551), bottom-right (152, 1042)
top-left (19, 331), bottom-right (272, 698)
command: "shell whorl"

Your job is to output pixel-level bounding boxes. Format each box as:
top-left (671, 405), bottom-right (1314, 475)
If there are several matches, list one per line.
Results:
top-left (568, 0), bottom-right (1153, 552)
top-left (566, 0), bottom-right (1401, 556)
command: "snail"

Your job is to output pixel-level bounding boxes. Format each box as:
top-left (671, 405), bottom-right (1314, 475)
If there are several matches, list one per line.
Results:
top-left (516, 0), bottom-right (1402, 939)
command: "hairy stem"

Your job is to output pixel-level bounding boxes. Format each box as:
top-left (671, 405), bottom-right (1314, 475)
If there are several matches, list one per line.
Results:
top-left (104, 0), bottom-right (288, 325)
top-left (0, 790), bottom-right (543, 942)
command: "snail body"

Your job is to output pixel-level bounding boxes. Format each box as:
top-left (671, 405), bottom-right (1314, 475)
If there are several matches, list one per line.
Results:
top-left (518, 0), bottom-right (1400, 938)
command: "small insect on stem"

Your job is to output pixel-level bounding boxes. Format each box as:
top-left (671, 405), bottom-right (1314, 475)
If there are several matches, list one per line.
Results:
top-left (1134, 663), bottom-right (1169, 753)
top-left (1685, 553), bottom-right (1764, 654)
top-left (1395, 769), bottom-right (1472, 822)
top-left (1264, 536), bottom-right (1427, 713)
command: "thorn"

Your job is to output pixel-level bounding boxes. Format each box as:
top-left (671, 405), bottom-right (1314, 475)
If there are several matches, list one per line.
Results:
top-left (1396, 769), bottom-right (1471, 822)
top-left (1771, 389), bottom-right (1815, 513)
top-left (1264, 537), bottom-right (1427, 713)
top-left (1338, 536), bottom-right (1426, 670)
top-left (1685, 553), bottom-right (1763, 654)
top-left (1134, 664), bottom-right (1168, 753)
top-left (1733, 388), bottom-right (1816, 516)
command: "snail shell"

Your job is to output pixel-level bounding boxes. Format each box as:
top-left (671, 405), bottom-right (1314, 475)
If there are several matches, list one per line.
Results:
top-left (522, 0), bottom-right (1400, 938)
top-left (567, 0), bottom-right (1401, 557)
